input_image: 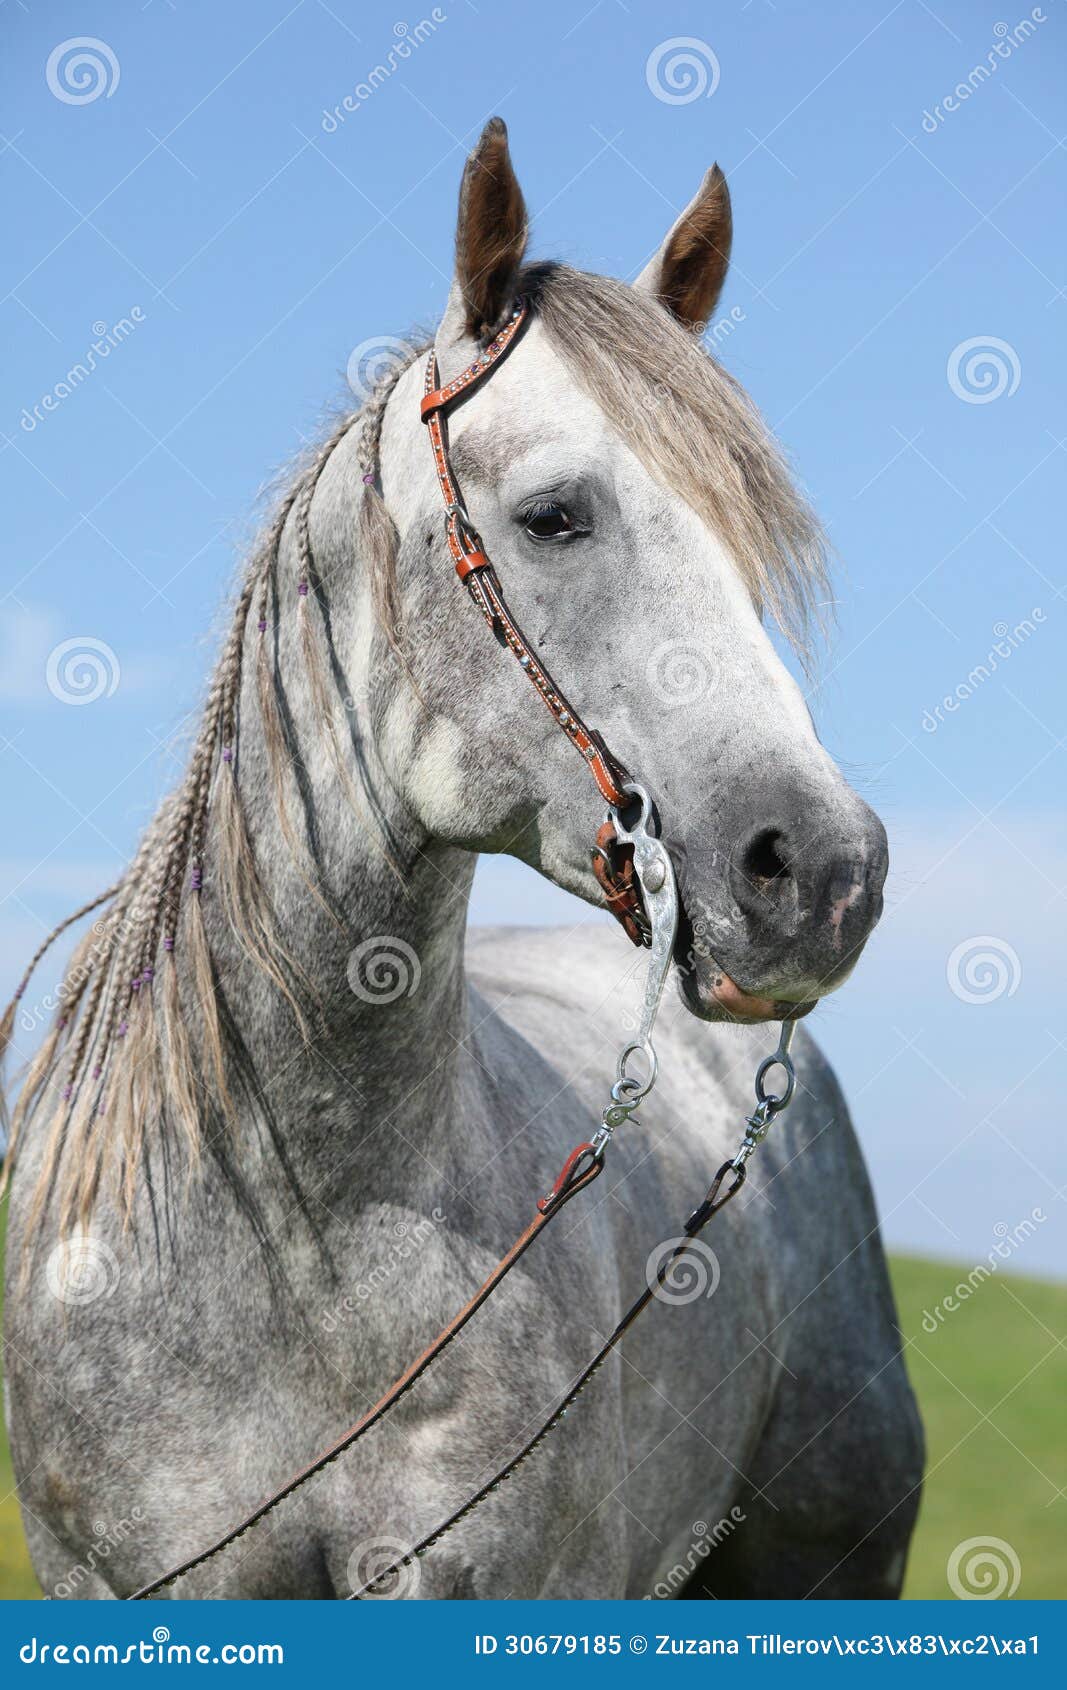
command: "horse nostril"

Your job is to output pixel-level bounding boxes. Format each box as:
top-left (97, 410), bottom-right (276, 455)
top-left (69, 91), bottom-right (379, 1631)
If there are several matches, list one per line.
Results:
top-left (730, 825), bottom-right (801, 936)
top-left (741, 828), bottom-right (791, 897)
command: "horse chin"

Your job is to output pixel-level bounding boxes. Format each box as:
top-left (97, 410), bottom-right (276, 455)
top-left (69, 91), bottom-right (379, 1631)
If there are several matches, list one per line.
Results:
top-left (675, 957), bottom-right (817, 1025)
top-left (672, 901), bottom-right (818, 1025)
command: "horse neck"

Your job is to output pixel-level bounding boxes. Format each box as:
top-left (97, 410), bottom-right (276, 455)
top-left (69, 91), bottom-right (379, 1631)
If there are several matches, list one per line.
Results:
top-left (195, 468), bottom-right (478, 1190)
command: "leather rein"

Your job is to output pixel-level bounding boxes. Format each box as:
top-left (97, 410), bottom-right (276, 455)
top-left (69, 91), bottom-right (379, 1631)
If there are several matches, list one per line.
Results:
top-left (128, 299), bottom-right (798, 1601)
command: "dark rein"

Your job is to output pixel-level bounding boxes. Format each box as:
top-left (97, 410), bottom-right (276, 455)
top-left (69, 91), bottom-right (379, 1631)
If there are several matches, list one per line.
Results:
top-left (128, 302), bottom-right (799, 1600)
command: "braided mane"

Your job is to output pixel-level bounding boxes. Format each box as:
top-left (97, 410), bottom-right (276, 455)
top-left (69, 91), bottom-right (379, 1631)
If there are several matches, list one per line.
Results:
top-left (3, 266), bottom-right (827, 1243)
top-left (0, 341), bottom-right (426, 1240)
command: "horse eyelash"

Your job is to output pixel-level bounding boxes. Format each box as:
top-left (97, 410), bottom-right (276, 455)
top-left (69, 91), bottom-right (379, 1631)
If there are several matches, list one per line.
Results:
top-left (519, 496), bottom-right (586, 532)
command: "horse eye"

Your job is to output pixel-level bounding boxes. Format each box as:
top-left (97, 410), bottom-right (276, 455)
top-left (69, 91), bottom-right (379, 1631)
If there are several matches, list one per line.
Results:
top-left (524, 502), bottom-right (574, 540)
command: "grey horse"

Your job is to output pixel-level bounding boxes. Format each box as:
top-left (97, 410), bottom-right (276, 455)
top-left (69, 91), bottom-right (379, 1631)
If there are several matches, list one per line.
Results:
top-left (3, 120), bottom-right (922, 1600)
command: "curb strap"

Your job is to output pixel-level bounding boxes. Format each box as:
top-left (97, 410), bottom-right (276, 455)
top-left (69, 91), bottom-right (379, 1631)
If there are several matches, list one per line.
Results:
top-left (126, 1140), bottom-right (603, 1600)
top-left (349, 1160), bottom-right (747, 1600)
top-left (420, 300), bottom-right (638, 861)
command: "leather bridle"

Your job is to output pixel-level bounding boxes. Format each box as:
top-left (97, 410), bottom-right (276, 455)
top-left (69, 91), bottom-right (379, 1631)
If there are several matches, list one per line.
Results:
top-left (127, 299), bottom-right (800, 1602)
top-left (421, 299), bottom-right (650, 948)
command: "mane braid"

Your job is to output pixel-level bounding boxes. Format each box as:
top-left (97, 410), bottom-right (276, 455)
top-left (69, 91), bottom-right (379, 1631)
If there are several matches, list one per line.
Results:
top-left (1, 339), bottom-right (424, 1241)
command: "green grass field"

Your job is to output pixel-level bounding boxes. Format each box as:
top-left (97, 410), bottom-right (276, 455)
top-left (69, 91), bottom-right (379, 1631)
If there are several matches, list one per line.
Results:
top-left (1, 1243), bottom-right (1063, 1601)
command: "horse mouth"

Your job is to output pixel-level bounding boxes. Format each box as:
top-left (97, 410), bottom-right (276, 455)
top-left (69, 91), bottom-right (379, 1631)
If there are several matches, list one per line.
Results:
top-left (671, 894), bottom-right (818, 1025)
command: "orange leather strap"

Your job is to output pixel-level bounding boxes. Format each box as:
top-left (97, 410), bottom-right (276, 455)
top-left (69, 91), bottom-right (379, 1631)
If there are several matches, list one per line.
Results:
top-left (421, 302), bottom-right (632, 813)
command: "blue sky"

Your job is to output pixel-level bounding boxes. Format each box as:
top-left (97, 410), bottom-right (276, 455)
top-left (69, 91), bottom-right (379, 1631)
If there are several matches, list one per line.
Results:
top-left (1, 0), bottom-right (1064, 1272)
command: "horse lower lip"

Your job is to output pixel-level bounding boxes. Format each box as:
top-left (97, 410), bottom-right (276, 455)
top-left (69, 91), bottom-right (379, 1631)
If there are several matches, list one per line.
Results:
top-left (672, 895), bottom-right (815, 1022)
top-left (708, 972), bottom-right (778, 1021)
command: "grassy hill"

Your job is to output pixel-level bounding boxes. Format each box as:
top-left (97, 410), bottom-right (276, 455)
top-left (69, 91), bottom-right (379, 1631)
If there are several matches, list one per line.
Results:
top-left (1, 1240), bottom-right (1063, 1600)
top-left (893, 1254), bottom-right (1065, 1600)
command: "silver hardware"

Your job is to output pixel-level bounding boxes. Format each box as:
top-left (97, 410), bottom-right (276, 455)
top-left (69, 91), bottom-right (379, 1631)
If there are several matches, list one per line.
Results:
top-left (608, 783), bottom-right (678, 1063)
top-left (641, 859), bottom-right (666, 894)
top-left (445, 501), bottom-right (482, 548)
top-left (754, 1018), bottom-right (797, 1110)
top-left (731, 1021), bottom-right (798, 1171)
top-left (593, 783), bottom-right (679, 1160)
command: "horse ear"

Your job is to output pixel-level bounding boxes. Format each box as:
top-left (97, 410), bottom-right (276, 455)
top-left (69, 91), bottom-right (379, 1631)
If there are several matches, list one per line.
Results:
top-left (447, 117), bottom-right (528, 340)
top-left (633, 165), bottom-right (732, 331)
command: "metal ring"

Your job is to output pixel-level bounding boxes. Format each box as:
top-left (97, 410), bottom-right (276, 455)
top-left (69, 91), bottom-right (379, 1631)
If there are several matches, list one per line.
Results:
top-left (610, 781), bottom-right (654, 835)
top-left (610, 1075), bottom-right (643, 1105)
top-left (445, 503), bottom-right (482, 547)
top-left (754, 1053), bottom-right (796, 1111)
top-left (616, 1039), bottom-right (658, 1102)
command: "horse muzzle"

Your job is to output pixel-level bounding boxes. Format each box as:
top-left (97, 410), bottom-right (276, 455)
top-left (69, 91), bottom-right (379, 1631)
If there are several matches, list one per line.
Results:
top-left (672, 784), bottom-right (889, 1022)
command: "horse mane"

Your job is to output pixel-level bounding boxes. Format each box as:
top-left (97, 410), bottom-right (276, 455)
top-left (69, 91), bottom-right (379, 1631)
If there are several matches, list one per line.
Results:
top-left (1, 267), bottom-right (826, 1242)
top-left (0, 344), bottom-right (427, 1244)
top-left (527, 263), bottom-right (828, 652)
